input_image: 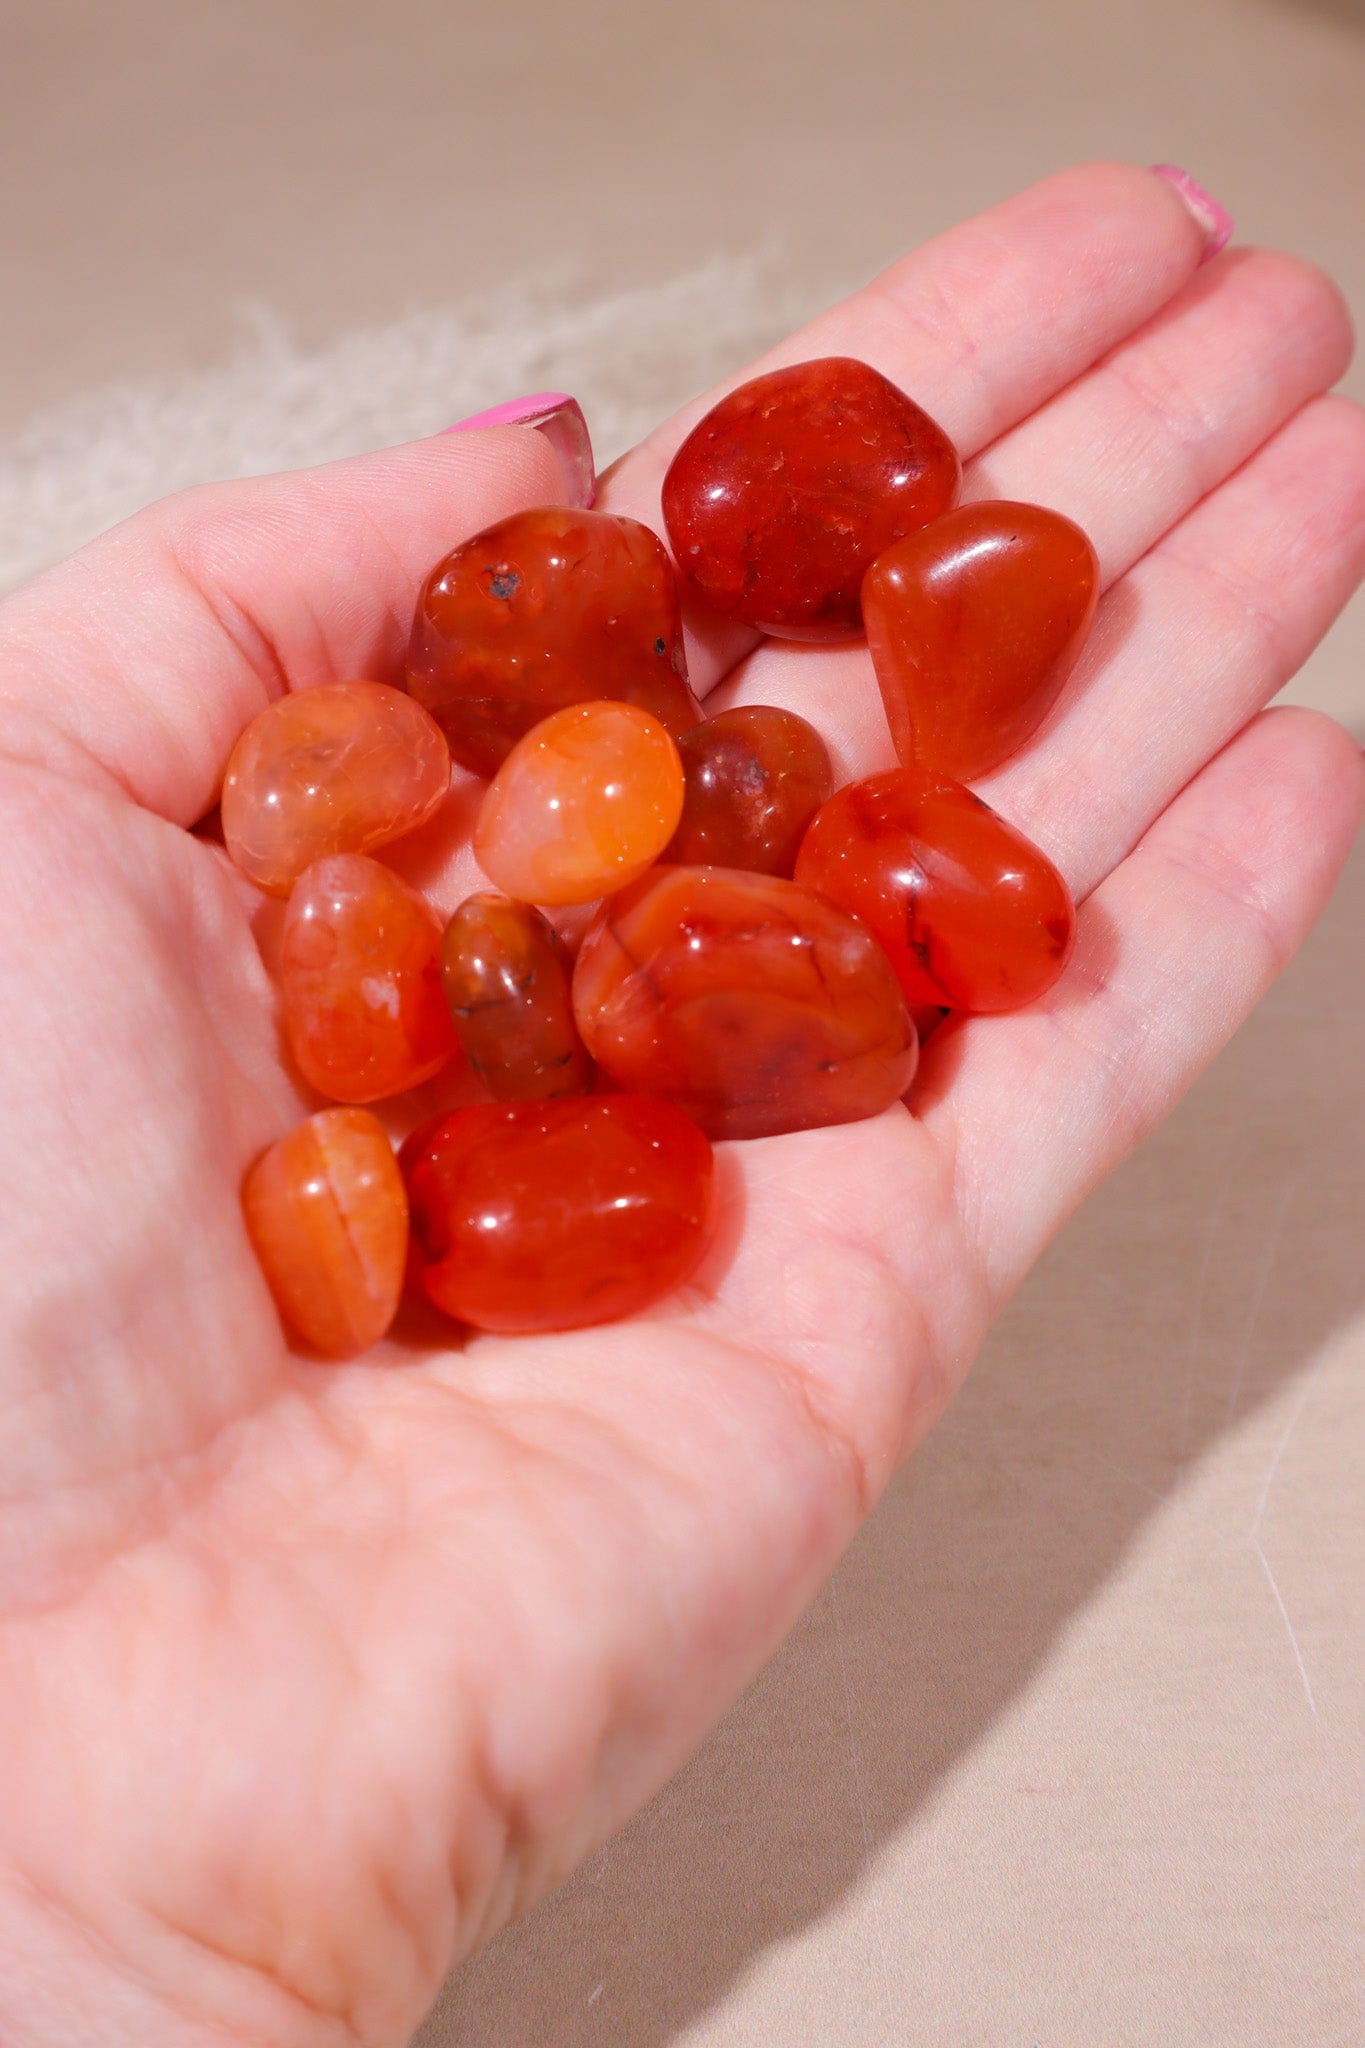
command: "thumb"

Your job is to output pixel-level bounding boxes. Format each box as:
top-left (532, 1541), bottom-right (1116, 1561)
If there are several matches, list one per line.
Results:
top-left (0, 410), bottom-right (586, 823)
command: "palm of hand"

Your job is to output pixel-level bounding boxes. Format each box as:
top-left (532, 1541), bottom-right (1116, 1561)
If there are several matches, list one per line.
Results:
top-left (0, 166), bottom-right (1361, 2048)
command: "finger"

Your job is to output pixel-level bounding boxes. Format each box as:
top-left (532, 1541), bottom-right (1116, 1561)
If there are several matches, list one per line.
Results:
top-left (599, 161), bottom-right (1216, 689)
top-left (966, 246), bottom-right (1353, 584)
top-left (708, 385), bottom-right (1365, 878)
top-left (406, 386), bottom-right (1365, 963)
top-left (394, 388), bottom-right (1364, 926)
top-left (918, 707), bottom-right (1365, 1299)
top-left (0, 425), bottom-right (567, 823)
top-left (980, 393), bottom-right (1365, 895)
top-left (704, 245), bottom-right (1355, 756)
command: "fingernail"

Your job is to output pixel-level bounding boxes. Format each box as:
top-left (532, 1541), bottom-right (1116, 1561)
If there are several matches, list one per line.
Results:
top-left (444, 393), bottom-right (595, 508)
top-left (1150, 165), bottom-right (1234, 265)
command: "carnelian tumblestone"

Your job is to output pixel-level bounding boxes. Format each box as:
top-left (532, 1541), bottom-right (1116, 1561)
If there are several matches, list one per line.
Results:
top-left (663, 705), bottom-right (834, 877)
top-left (221, 681), bottom-right (450, 896)
top-left (660, 357), bottom-right (960, 639)
top-left (573, 865), bottom-right (917, 1140)
top-left (441, 894), bottom-right (590, 1100)
top-left (863, 500), bottom-right (1099, 782)
top-left (243, 1107), bottom-right (408, 1356)
top-left (473, 700), bottom-right (684, 906)
top-left (795, 769), bottom-right (1075, 1013)
top-left (406, 507), bottom-right (701, 775)
top-left (282, 854), bottom-right (460, 1102)
top-left (401, 1096), bottom-right (716, 1333)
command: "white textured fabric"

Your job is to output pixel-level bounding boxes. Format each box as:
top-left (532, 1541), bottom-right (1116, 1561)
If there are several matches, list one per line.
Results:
top-left (0, 254), bottom-right (822, 596)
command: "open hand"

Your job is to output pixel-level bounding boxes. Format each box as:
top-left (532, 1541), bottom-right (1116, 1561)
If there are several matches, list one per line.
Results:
top-left (0, 162), bottom-right (1360, 2047)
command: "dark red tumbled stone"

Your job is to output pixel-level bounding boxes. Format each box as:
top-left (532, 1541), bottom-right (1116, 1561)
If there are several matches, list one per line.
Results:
top-left (863, 499), bottom-right (1100, 782)
top-left (406, 507), bottom-right (701, 776)
top-left (795, 769), bottom-right (1075, 1013)
top-left (663, 705), bottom-right (834, 877)
top-left (440, 894), bottom-right (591, 1102)
top-left (572, 864), bottom-right (918, 1139)
top-left (660, 357), bottom-right (961, 640)
top-left (401, 1096), bottom-right (716, 1333)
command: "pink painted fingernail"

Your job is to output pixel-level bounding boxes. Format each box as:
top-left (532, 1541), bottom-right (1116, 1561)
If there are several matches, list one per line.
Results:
top-left (443, 392), bottom-right (595, 508)
top-left (1150, 166), bottom-right (1234, 264)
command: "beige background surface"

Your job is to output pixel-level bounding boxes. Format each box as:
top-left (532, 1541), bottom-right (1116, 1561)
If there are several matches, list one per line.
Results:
top-left (2, 1), bottom-right (1362, 2042)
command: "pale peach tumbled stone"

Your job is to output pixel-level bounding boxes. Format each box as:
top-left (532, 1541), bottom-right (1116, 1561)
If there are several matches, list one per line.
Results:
top-left (222, 680), bottom-right (450, 895)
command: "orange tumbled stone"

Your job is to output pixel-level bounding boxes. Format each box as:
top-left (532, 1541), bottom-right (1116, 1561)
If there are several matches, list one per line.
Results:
top-left (221, 680), bottom-right (450, 895)
top-left (573, 865), bottom-right (917, 1139)
top-left (401, 1096), bottom-right (717, 1333)
top-left (282, 854), bottom-right (460, 1102)
top-left (440, 894), bottom-right (590, 1100)
top-left (863, 500), bottom-right (1099, 782)
top-left (242, 1107), bottom-right (408, 1356)
top-left (406, 506), bottom-right (700, 776)
top-left (474, 700), bottom-right (685, 906)
top-left (795, 769), bottom-right (1075, 1013)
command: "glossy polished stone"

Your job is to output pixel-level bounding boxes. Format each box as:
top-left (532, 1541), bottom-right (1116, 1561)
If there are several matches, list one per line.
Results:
top-left (663, 705), bottom-right (834, 877)
top-left (282, 854), bottom-right (460, 1102)
top-left (660, 356), bottom-right (960, 639)
top-left (573, 865), bottom-right (917, 1139)
top-left (406, 507), bottom-right (700, 775)
top-left (440, 893), bottom-right (590, 1100)
top-left (473, 700), bottom-right (685, 905)
top-left (401, 1096), bottom-right (716, 1332)
top-left (795, 768), bottom-right (1075, 1012)
top-left (221, 680), bottom-right (450, 896)
top-left (242, 1107), bottom-right (408, 1356)
top-left (863, 499), bottom-right (1099, 781)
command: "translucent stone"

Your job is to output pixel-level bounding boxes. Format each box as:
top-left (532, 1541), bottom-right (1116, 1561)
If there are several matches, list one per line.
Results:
top-left (473, 700), bottom-right (685, 906)
top-left (406, 506), bottom-right (700, 775)
top-left (664, 705), bottom-right (834, 877)
top-left (221, 680), bottom-right (449, 895)
top-left (440, 894), bottom-right (590, 1100)
top-left (863, 500), bottom-right (1099, 782)
top-left (661, 356), bottom-right (960, 639)
top-left (242, 1108), bottom-right (408, 1356)
top-left (282, 854), bottom-right (460, 1102)
top-left (572, 865), bottom-right (918, 1139)
top-left (795, 768), bottom-right (1075, 1012)
top-left (401, 1096), bottom-right (716, 1332)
